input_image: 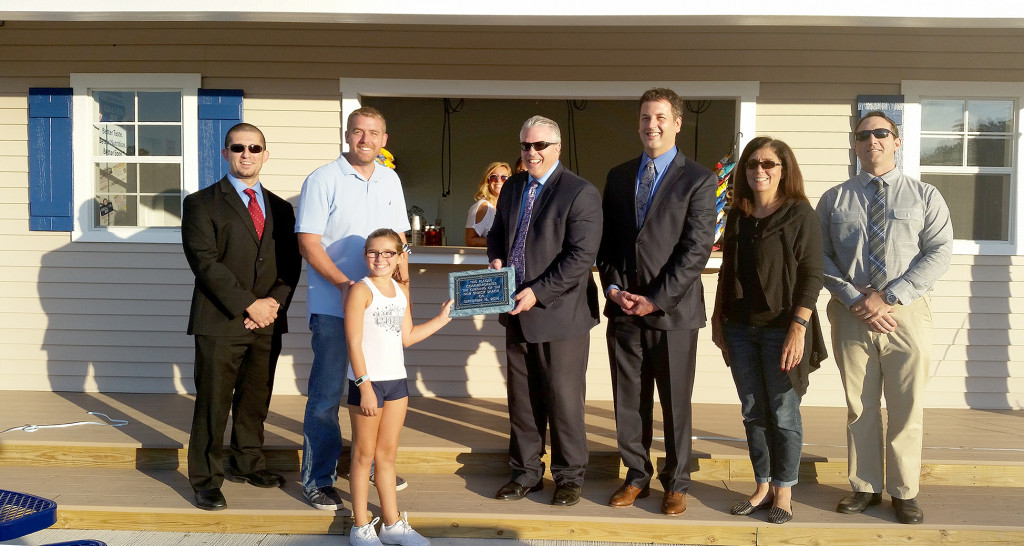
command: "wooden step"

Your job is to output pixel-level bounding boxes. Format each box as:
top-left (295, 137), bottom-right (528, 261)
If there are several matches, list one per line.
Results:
top-left (0, 466), bottom-right (1021, 544)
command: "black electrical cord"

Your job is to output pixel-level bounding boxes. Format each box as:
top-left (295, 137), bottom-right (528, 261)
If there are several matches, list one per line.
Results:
top-left (441, 98), bottom-right (464, 197)
top-left (565, 100), bottom-right (587, 172)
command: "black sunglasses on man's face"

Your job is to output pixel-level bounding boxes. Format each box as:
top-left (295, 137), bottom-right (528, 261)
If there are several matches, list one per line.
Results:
top-left (227, 144), bottom-right (265, 154)
top-left (855, 128), bottom-right (894, 141)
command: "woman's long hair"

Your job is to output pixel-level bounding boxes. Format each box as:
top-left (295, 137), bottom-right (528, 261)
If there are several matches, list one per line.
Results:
top-left (473, 161), bottom-right (511, 203)
top-left (731, 136), bottom-right (808, 216)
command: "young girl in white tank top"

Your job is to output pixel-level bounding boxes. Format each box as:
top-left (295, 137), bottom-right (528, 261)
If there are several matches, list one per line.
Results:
top-left (345, 228), bottom-right (453, 546)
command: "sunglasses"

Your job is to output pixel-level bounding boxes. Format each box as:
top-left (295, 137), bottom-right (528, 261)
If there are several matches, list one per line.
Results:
top-left (365, 250), bottom-right (398, 259)
top-left (520, 141), bottom-right (557, 151)
top-left (745, 159), bottom-right (783, 170)
top-left (488, 174), bottom-right (509, 183)
top-left (227, 144), bottom-right (265, 154)
top-left (855, 128), bottom-right (894, 141)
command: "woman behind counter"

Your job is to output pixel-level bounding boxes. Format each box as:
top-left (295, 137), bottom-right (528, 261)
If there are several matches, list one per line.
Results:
top-left (711, 136), bottom-right (825, 525)
top-left (465, 161), bottom-right (510, 247)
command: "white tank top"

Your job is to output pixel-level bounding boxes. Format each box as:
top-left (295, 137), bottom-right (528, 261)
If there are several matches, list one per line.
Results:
top-left (347, 277), bottom-right (407, 382)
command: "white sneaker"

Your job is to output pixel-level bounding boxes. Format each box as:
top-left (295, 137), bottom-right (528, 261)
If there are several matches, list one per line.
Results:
top-left (350, 517), bottom-right (383, 546)
top-left (379, 512), bottom-right (430, 546)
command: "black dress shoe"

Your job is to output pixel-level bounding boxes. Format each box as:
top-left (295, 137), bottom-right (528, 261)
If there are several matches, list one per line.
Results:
top-left (195, 488), bottom-right (226, 511)
top-left (731, 496), bottom-right (773, 516)
top-left (836, 491), bottom-right (882, 513)
top-left (495, 480), bottom-right (543, 500)
top-left (768, 505), bottom-right (793, 524)
top-left (552, 482), bottom-right (582, 506)
top-left (227, 469), bottom-right (285, 488)
top-left (893, 497), bottom-right (924, 524)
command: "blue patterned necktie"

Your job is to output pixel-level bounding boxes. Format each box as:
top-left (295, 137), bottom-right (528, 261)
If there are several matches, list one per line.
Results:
top-left (509, 179), bottom-right (540, 287)
top-left (868, 176), bottom-right (887, 290)
top-left (636, 159), bottom-right (656, 228)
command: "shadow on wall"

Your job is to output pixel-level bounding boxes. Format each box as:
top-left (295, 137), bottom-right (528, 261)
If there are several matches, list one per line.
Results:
top-left (963, 258), bottom-right (1018, 410)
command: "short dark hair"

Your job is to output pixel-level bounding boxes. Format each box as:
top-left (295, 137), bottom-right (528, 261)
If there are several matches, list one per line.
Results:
top-left (347, 106), bottom-right (387, 134)
top-left (640, 88), bottom-right (684, 120)
top-left (731, 136), bottom-right (808, 216)
top-left (224, 123), bottom-right (266, 149)
top-left (855, 111), bottom-right (900, 138)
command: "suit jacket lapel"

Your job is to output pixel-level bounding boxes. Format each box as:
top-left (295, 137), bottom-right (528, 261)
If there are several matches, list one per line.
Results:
top-left (257, 187), bottom-right (275, 253)
top-left (220, 177), bottom-right (261, 244)
top-left (530, 163), bottom-right (562, 225)
top-left (640, 153), bottom-right (687, 233)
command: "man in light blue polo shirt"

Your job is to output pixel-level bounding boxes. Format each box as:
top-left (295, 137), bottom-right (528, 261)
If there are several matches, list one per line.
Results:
top-left (295, 106), bottom-right (411, 511)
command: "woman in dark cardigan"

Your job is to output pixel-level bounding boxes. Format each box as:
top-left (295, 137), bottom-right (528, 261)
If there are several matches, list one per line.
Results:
top-left (712, 136), bottom-right (826, 525)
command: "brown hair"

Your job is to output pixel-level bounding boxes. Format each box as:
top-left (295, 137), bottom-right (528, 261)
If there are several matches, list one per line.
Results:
top-left (473, 161), bottom-right (511, 203)
top-left (731, 136), bottom-right (808, 216)
top-left (347, 106), bottom-right (387, 133)
top-left (855, 111), bottom-right (900, 138)
top-left (640, 88), bottom-right (684, 120)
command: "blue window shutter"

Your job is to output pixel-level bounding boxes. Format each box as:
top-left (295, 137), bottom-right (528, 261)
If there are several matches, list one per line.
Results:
top-left (28, 88), bottom-right (74, 231)
top-left (856, 94), bottom-right (905, 174)
top-left (197, 89), bottom-right (243, 190)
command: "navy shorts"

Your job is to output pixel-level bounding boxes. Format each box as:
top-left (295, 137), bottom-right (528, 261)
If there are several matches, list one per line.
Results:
top-left (347, 378), bottom-right (409, 408)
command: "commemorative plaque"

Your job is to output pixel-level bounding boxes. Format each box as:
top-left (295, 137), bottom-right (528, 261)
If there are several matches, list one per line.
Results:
top-left (448, 267), bottom-right (516, 318)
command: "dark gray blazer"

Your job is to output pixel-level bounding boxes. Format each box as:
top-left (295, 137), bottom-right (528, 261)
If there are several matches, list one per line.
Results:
top-left (487, 164), bottom-right (603, 343)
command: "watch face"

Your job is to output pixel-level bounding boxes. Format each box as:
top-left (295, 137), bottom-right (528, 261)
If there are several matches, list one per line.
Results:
top-left (886, 291), bottom-right (898, 304)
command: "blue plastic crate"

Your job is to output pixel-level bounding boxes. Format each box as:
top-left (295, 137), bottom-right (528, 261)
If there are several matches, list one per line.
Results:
top-left (0, 489), bottom-right (58, 540)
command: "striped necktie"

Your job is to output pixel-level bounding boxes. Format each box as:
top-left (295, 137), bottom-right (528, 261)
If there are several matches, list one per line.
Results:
top-left (509, 179), bottom-right (539, 287)
top-left (868, 176), bottom-right (887, 289)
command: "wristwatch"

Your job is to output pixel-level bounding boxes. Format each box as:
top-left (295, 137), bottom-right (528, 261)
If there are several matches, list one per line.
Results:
top-left (884, 289), bottom-right (899, 305)
top-left (354, 374), bottom-right (370, 386)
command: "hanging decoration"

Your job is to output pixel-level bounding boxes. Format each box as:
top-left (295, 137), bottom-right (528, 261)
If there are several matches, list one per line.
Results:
top-left (440, 98), bottom-right (464, 197)
top-left (711, 132), bottom-right (742, 250)
top-left (564, 100), bottom-right (587, 172)
top-left (375, 148), bottom-right (396, 169)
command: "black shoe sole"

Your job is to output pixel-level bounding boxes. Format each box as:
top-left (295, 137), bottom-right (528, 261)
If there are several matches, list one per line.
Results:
top-left (227, 474), bottom-right (284, 488)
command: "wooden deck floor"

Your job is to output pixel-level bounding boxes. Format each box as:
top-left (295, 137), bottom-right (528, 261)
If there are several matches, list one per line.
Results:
top-left (1, 392), bottom-right (1023, 544)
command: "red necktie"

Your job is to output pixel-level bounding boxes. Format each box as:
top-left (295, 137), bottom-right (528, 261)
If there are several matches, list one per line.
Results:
top-left (244, 188), bottom-right (265, 239)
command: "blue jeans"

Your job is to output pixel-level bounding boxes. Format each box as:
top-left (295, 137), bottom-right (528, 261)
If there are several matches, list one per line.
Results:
top-left (301, 313), bottom-right (350, 493)
top-left (723, 320), bottom-right (803, 487)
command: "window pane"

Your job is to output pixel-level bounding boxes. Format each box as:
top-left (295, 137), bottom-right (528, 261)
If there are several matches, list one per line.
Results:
top-left (139, 194), bottom-right (182, 227)
top-left (923, 173), bottom-right (1010, 241)
top-left (93, 91), bottom-right (135, 122)
top-left (921, 99), bottom-right (963, 132)
top-left (138, 92), bottom-right (182, 122)
top-left (138, 125), bottom-right (182, 156)
top-left (139, 163), bottom-right (181, 194)
top-left (95, 162), bottom-right (137, 194)
top-left (968, 100), bottom-right (1013, 133)
top-left (92, 193), bottom-right (134, 226)
top-left (93, 124), bottom-right (135, 156)
top-left (967, 137), bottom-right (1012, 167)
top-left (920, 137), bottom-right (962, 166)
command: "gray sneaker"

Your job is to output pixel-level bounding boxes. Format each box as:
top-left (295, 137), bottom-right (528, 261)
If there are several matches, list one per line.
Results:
top-left (305, 486), bottom-right (350, 514)
top-left (350, 517), bottom-right (383, 546)
top-left (379, 512), bottom-right (429, 546)
top-left (369, 468), bottom-right (409, 491)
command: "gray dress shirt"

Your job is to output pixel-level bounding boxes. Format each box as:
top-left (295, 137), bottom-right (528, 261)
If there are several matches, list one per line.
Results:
top-left (816, 170), bottom-right (953, 307)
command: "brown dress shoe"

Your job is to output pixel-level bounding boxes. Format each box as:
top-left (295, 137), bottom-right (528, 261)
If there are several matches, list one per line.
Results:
top-left (661, 490), bottom-right (687, 516)
top-left (608, 483), bottom-right (650, 507)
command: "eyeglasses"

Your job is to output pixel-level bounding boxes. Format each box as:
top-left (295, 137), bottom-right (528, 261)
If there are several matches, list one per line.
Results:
top-left (365, 250), bottom-right (398, 259)
top-left (488, 174), bottom-right (509, 183)
top-left (855, 128), bottom-right (894, 141)
top-left (745, 159), bottom-right (783, 170)
top-left (227, 144), bottom-right (265, 154)
top-left (520, 141), bottom-right (558, 151)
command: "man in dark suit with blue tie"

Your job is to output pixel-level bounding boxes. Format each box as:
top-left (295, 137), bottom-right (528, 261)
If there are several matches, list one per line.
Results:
top-left (487, 115), bottom-right (603, 507)
top-left (597, 88), bottom-right (718, 516)
top-left (182, 123), bottom-right (301, 510)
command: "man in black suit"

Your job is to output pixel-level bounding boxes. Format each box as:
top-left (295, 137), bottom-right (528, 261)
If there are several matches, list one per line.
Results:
top-left (182, 122), bottom-right (301, 510)
top-left (597, 88), bottom-right (717, 516)
top-left (487, 115), bottom-right (603, 507)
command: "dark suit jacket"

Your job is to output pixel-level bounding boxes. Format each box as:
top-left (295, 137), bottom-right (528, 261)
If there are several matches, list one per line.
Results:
top-left (597, 152), bottom-right (717, 331)
top-left (487, 164), bottom-right (603, 344)
top-left (182, 177), bottom-right (301, 337)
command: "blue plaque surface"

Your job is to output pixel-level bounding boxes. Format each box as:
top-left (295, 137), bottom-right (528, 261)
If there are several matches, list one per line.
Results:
top-left (448, 267), bottom-right (516, 317)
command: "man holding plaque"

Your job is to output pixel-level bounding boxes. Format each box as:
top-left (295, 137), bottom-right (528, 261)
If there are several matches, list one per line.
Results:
top-left (597, 88), bottom-right (717, 516)
top-left (486, 115), bottom-right (603, 507)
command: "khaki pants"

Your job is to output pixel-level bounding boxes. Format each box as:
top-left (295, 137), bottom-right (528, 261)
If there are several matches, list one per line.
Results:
top-left (827, 296), bottom-right (932, 499)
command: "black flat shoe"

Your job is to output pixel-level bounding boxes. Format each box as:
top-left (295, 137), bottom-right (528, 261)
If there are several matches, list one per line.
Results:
top-left (730, 496), bottom-right (773, 516)
top-left (893, 497), bottom-right (924, 524)
top-left (227, 469), bottom-right (285, 488)
top-left (495, 480), bottom-right (543, 500)
top-left (768, 505), bottom-right (793, 524)
top-left (836, 491), bottom-right (882, 513)
top-left (552, 482), bottom-right (582, 506)
top-left (194, 488), bottom-right (226, 511)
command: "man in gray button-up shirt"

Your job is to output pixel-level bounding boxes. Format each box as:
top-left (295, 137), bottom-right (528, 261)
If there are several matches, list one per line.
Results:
top-left (817, 111), bottom-right (952, 525)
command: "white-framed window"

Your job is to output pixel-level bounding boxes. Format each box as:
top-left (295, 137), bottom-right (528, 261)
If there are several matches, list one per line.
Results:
top-left (902, 81), bottom-right (1024, 255)
top-left (71, 73), bottom-right (200, 243)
